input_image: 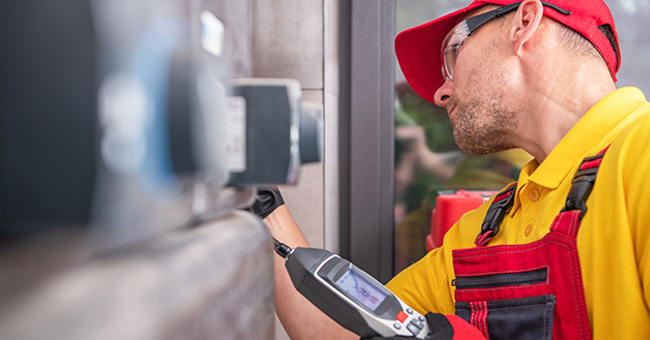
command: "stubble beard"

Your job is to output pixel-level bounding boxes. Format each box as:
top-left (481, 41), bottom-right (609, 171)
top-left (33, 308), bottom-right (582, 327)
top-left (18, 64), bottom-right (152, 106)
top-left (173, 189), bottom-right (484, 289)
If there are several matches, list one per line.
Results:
top-left (449, 94), bottom-right (518, 156)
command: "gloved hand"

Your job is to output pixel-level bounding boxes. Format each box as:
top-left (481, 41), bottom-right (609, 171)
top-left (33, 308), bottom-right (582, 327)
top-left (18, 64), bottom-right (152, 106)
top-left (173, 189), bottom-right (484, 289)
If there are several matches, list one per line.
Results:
top-left (246, 186), bottom-right (285, 219)
top-left (362, 313), bottom-right (486, 340)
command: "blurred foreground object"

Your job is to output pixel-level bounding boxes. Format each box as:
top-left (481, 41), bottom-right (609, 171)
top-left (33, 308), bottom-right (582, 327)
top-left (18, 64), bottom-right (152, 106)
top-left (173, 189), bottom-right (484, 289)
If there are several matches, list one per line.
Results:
top-left (0, 212), bottom-right (273, 340)
top-left (0, 0), bottom-right (320, 339)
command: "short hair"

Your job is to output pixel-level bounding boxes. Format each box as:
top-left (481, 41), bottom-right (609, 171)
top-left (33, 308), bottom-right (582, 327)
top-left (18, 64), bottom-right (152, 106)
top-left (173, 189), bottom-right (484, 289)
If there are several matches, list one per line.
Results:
top-left (556, 24), bottom-right (602, 61)
top-left (555, 21), bottom-right (620, 74)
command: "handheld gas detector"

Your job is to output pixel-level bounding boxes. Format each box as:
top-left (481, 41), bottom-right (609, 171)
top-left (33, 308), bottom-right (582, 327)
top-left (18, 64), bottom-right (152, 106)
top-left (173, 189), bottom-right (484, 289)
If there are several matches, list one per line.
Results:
top-left (276, 242), bottom-right (431, 339)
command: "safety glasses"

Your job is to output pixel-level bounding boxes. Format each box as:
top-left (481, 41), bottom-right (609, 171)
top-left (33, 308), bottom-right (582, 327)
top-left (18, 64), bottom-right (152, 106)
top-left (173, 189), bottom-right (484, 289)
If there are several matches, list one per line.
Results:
top-left (441, 1), bottom-right (571, 82)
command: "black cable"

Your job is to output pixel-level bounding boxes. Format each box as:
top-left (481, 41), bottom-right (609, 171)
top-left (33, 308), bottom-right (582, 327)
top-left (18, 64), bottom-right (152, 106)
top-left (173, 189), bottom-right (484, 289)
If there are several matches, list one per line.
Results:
top-left (272, 237), bottom-right (292, 258)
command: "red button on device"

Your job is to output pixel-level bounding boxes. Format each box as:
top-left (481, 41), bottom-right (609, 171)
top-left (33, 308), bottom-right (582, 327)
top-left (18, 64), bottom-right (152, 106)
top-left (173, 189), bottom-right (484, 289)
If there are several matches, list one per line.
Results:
top-left (396, 311), bottom-right (408, 323)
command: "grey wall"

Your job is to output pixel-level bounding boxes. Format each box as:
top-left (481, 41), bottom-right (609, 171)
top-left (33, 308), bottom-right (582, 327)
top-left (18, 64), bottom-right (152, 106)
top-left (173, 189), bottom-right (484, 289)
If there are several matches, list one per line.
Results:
top-left (249, 0), bottom-right (339, 338)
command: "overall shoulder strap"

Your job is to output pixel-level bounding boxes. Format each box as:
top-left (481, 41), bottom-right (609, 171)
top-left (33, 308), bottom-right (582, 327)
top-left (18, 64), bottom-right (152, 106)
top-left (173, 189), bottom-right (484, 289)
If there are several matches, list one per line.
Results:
top-left (551, 145), bottom-right (610, 237)
top-left (476, 145), bottom-right (611, 246)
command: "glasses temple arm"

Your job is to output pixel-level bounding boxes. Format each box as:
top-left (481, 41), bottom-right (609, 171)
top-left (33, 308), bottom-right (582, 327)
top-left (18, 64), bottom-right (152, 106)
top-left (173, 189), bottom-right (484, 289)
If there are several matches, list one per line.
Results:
top-left (465, 1), bottom-right (571, 33)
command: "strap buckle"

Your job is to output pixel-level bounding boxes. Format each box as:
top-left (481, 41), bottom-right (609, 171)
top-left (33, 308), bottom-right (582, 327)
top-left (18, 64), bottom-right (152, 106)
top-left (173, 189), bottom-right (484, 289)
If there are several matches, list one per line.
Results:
top-left (475, 185), bottom-right (516, 246)
top-left (560, 151), bottom-right (606, 219)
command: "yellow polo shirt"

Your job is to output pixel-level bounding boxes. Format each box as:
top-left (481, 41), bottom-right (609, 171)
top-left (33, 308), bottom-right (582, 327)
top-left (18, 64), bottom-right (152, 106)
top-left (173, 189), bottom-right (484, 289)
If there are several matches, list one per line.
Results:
top-left (387, 87), bottom-right (650, 339)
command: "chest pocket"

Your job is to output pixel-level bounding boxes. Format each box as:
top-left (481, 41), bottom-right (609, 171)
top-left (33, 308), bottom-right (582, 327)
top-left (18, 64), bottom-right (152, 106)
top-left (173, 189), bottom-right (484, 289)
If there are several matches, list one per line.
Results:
top-left (454, 270), bottom-right (556, 340)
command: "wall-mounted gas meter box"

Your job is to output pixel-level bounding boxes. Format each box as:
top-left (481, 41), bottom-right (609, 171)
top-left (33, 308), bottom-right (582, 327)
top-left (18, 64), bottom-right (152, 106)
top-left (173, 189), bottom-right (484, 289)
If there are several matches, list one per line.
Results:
top-left (228, 78), bottom-right (323, 186)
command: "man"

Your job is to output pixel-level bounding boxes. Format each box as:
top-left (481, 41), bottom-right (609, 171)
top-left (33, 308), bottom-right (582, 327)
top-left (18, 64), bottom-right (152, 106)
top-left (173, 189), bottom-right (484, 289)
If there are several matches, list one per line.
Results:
top-left (265, 0), bottom-right (650, 339)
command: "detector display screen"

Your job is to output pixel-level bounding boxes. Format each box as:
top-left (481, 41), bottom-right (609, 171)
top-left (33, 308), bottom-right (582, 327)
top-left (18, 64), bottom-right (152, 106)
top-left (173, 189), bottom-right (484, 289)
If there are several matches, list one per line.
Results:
top-left (334, 269), bottom-right (387, 311)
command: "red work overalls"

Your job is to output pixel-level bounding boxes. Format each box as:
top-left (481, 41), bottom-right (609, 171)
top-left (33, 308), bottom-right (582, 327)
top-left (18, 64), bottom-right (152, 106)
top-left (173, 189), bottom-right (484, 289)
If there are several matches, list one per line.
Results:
top-left (451, 147), bottom-right (608, 340)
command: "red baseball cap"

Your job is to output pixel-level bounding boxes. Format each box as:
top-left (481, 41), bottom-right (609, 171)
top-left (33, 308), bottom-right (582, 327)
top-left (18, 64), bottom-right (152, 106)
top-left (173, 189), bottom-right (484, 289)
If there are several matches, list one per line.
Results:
top-left (395, 0), bottom-right (621, 103)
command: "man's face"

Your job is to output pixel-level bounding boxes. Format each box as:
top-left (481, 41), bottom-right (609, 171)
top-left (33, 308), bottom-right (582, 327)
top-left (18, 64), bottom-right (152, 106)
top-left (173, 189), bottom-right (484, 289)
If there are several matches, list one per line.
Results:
top-left (437, 7), bottom-right (519, 156)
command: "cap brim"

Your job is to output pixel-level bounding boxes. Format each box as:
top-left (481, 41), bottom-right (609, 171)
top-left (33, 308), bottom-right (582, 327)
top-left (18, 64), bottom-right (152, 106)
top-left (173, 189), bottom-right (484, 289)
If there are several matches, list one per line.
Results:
top-left (395, 1), bottom-right (489, 103)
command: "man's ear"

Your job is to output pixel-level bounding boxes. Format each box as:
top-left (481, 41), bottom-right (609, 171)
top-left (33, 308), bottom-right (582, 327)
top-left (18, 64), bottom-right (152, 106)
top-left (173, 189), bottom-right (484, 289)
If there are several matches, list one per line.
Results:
top-left (510, 0), bottom-right (544, 56)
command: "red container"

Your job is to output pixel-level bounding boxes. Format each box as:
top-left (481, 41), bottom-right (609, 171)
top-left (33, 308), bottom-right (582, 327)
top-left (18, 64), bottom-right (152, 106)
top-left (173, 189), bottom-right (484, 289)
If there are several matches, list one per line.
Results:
top-left (426, 190), bottom-right (496, 251)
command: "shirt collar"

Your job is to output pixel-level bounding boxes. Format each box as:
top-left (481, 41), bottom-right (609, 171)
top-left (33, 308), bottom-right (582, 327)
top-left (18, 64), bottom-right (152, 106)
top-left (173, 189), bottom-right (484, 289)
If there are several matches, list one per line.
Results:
top-left (525, 87), bottom-right (648, 189)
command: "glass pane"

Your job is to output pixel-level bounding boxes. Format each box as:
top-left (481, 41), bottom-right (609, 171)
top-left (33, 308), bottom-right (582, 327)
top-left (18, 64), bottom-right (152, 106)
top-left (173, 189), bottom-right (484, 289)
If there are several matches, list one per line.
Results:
top-left (393, 0), bottom-right (650, 274)
top-left (393, 0), bottom-right (532, 274)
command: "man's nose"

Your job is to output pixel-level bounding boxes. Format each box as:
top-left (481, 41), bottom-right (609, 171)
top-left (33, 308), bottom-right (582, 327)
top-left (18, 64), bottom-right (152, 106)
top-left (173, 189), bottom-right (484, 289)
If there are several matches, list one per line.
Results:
top-left (434, 79), bottom-right (454, 107)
